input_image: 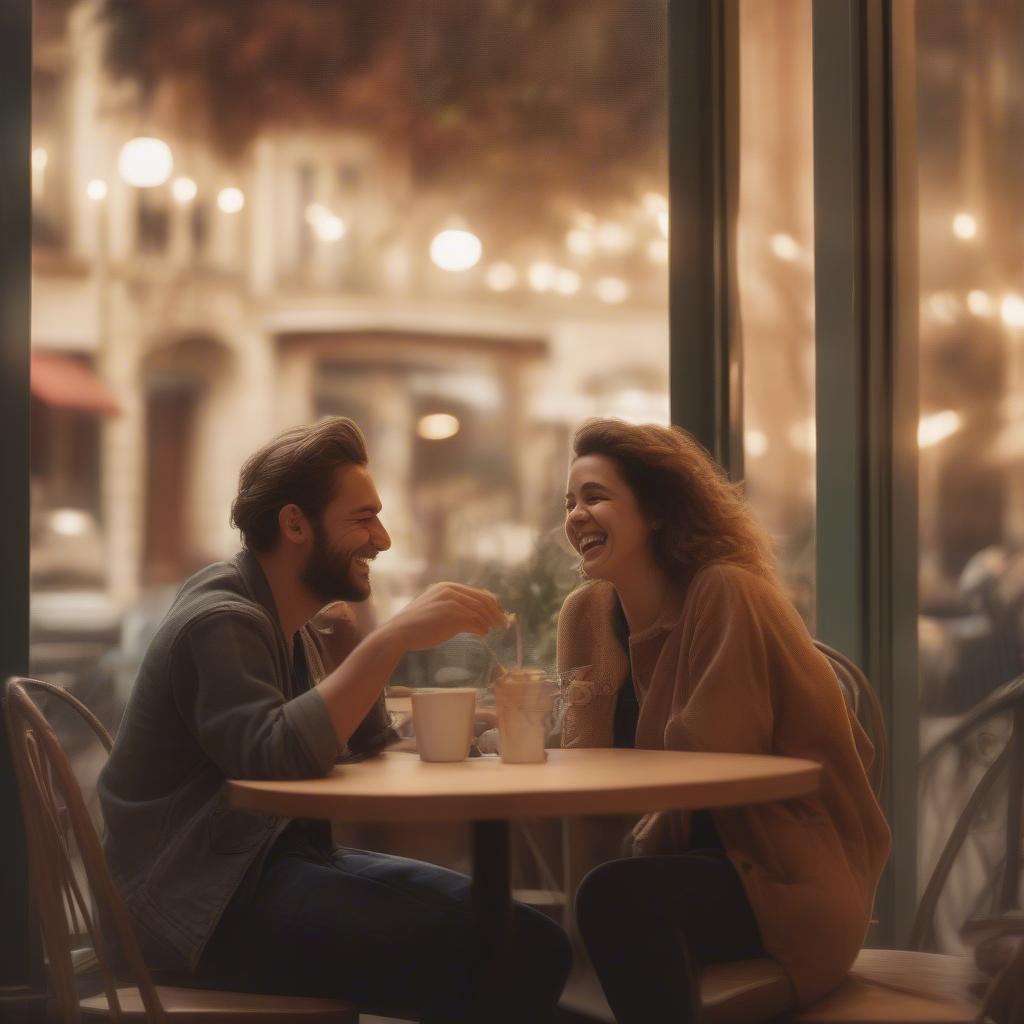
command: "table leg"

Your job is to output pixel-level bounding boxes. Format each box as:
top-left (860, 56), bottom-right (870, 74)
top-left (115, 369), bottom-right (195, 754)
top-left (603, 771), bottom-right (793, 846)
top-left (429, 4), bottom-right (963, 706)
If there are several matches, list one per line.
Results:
top-left (471, 819), bottom-right (512, 1021)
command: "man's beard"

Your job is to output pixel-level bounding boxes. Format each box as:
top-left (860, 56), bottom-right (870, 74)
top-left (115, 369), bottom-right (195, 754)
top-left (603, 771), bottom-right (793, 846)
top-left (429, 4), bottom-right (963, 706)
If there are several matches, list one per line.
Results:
top-left (300, 518), bottom-right (371, 604)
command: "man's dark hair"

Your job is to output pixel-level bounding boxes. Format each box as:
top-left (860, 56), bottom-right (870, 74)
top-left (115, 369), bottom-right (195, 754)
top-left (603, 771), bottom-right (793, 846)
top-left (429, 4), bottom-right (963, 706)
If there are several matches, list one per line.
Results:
top-left (230, 417), bottom-right (368, 552)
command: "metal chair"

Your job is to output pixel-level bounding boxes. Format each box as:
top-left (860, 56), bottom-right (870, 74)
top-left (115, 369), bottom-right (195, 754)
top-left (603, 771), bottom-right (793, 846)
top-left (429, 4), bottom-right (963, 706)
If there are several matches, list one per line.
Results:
top-left (4, 676), bottom-right (359, 1023)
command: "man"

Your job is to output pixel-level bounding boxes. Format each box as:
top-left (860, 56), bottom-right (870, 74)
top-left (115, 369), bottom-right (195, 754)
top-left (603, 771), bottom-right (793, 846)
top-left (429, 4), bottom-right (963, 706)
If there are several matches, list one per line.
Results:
top-left (98, 416), bottom-right (571, 1024)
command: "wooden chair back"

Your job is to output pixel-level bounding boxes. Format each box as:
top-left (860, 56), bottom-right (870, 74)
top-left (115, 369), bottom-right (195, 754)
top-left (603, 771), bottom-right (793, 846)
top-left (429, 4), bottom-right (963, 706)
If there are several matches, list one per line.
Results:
top-left (814, 641), bottom-right (888, 801)
top-left (4, 676), bottom-right (168, 1023)
top-left (911, 672), bottom-right (1024, 952)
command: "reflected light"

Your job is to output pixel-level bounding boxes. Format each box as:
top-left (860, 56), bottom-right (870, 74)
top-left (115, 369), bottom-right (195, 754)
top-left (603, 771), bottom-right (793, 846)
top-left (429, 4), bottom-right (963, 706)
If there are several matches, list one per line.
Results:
top-left (647, 238), bottom-right (668, 264)
top-left (657, 209), bottom-right (669, 239)
top-left (745, 430), bottom-right (769, 458)
top-left (595, 277), bottom-right (629, 304)
top-left (118, 137), bottom-right (173, 188)
top-left (417, 413), bottom-right (460, 441)
top-left (918, 410), bottom-right (962, 447)
top-left (430, 229), bottom-right (482, 272)
top-left (923, 292), bottom-right (959, 325)
top-left (770, 233), bottom-right (801, 261)
top-left (86, 178), bottom-right (108, 202)
top-left (967, 290), bottom-right (994, 317)
top-left (31, 147), bottom-right (48, 172)
top-left (596, 221), bottom-right (632, 253)
top-left (1001, 294), bottom-right (1024, 327)
top-left (554, 268), bottom-right (581, 295)
top-left (172, 177), bottom-right (198, 203)
top-left (952, 213), bottom-right (978, 240)
top-left (528, 261), bottom-right (558, 292)
top-left (217, 187), bottom-right (245, 214)
top-left (51, 509), bottom-right (91, 537)
top-left (305, 203), bottom-right (346, 242)
top-left (566, 228), bottom-right (595, 256)
top-left (787, 419), bottom-right (816, 454)
top-left (643, 191), bottom-right (668, 214)
top-left (485, 262), bottom-right (518, 292)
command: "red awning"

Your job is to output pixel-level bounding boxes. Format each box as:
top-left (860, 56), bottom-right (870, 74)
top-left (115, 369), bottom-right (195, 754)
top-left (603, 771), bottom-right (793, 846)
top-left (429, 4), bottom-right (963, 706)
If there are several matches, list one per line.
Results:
top-left (31, 352), bottom-right (122, 416)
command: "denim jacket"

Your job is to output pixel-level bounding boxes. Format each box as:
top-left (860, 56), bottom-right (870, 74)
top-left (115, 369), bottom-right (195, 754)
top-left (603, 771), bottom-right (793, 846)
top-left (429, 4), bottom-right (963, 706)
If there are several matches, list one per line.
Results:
top-left (97, 550), bottom-right (396, 972)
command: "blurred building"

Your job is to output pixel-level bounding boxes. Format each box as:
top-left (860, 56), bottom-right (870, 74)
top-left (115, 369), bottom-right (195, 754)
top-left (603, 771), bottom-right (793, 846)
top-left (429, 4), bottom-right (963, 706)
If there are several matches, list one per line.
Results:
top-left (30, 0), bottom-right (669, 626)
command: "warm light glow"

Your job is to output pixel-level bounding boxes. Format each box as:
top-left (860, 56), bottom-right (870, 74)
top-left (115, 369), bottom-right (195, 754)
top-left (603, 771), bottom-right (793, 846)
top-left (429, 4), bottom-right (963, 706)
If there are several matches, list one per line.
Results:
top-left (1002, 294), bottom-right (1024, 327)
top-left (305, 203), bottom-right (346, 242)
top-left (417, 413), bottom-right (461, 441)
top-left (595, 277), bottom-right (629, 304)
top-left (770, 233), bottom-right (801, 261)
top-left (788, 419), bottom-right (816, 454)
top-left (217, 187), bottom-right (245, 214)
top-left (31, 147), bottom-right (48, 172)
top-left (647, 238), bottom-right (668, 264)
top-left (745, 430), bottom-right (769, 458)
top-left (171, 176), bottom-right (198, 203)
top-left (952, 213), bottom-right (978, 240)
top-left (485, 262), bottom-right (518, 292)
top-left (596, 221), bottom-right (632, 253)
top-left (923, 292), bottom-right (959, 325)
top-left (554, 268), bottom-right (581, 295)
top-left (118, 137), bottom-right (173, 188)
top-left (967, 290), bottom-right (994, 317)
top-left (430, 229), bottom-right (482, 272)
top-left (643, 191), bottom-right (668, 214)
top-left (657, 209), bottom-right (669, 239)
top-left (918, 410), bottom-right (963, 448)
top-left (566, 228), bottom-right (595, 256)
top-left (86, 178), bottom-right (108, 202)
top-left (527, 261), bottom-right (558, 292)
top-left (51, 509), bottom-right (90, 537)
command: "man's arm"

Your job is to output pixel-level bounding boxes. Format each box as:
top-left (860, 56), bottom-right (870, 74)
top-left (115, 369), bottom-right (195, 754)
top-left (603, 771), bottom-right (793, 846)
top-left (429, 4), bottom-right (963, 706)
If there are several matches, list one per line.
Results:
top-left (315, 582), bottom-right (506, 748)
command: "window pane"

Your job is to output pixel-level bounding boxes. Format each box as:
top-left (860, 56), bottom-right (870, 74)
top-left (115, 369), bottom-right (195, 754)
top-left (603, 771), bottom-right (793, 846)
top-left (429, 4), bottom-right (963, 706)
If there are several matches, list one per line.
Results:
top-left (738, 0), bottom-right (816, 626)
top-left (30, 2), bottom-right (667, 718)
top-left (916, 1), bottom-right (1024, 951)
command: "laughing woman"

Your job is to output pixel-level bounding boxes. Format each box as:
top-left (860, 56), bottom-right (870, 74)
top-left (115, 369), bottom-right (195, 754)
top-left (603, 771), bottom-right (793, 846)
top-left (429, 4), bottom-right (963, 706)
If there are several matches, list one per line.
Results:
top-left (558, 419), bottom-right (890, 1024)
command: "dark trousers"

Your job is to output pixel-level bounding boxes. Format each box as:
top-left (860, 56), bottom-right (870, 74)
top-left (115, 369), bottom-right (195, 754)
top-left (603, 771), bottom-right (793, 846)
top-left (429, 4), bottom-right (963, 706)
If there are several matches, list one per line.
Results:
top-left (195, 839), bottom-right (572, 1024)
top-left (575, 849), bottom-right (764, 1024)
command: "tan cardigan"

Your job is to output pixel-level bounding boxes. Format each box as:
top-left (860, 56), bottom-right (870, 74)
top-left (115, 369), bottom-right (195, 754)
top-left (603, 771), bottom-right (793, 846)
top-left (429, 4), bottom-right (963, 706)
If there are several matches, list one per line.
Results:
top-left (556, 563), bottom-right (891, 1007)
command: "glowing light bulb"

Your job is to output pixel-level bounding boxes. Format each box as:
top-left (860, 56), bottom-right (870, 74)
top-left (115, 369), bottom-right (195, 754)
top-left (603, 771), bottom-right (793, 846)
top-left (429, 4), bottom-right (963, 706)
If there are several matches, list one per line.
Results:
top-left (417, 413), bottom-right (460, 440)
top-left (918, 410), bottom-right (962, 447)
top-left (118, 137), bottom-right (173, 188)
top-left (217, 187), bottom-right (245, 214)
top-left (430, 229), bottom-right (482, 272)
top-left (172, 177), bottom-right (198, 203)
top-left (952, 213), bottom-right (977, 240)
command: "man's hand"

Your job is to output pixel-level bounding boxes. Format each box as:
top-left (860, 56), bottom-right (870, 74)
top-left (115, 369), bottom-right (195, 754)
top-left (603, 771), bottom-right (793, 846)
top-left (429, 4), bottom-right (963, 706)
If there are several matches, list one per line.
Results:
top-left (383, 583), bottom-right (507, 651)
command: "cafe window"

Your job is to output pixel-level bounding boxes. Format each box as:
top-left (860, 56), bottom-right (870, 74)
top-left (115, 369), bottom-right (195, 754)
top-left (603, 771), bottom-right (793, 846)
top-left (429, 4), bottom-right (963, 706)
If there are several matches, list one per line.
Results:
top-left (915, 0), bottom-right (1024, 951)
top-left (29, 0), bottom-right (667, 739)
top-left (737, 0), bottom-right (816, 628)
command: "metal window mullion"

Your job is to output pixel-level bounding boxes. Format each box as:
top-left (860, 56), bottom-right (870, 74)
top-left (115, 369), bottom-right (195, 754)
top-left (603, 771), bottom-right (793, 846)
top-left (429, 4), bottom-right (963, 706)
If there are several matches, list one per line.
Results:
top-left (0, 0), bottom-right (34, 989)
top-left (669, 0), bottom-right (741, 479)
top-left (813, 0), bottom-right (919, 946)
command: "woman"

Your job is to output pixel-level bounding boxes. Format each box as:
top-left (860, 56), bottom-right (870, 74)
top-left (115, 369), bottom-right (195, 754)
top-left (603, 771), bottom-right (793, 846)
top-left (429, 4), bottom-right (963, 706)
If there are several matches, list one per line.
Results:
top-left (558, 418), bottom-right (890, 1024)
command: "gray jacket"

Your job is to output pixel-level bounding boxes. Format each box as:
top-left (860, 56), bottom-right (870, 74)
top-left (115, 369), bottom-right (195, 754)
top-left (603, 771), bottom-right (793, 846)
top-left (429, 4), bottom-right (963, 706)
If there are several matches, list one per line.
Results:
top-left (97, 550), bottom-right (396, 971)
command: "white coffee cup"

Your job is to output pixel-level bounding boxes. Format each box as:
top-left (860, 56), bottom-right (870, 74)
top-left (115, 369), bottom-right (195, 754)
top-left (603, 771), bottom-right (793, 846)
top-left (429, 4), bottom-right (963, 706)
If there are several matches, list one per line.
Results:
top-left (411, 687), bottom-right (477, 763)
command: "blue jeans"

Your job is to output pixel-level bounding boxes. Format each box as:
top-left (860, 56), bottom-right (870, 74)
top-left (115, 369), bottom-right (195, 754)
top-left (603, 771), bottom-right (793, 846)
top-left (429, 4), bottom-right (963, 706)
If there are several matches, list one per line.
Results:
top-left (194, 830), bottom-right (572, 1024)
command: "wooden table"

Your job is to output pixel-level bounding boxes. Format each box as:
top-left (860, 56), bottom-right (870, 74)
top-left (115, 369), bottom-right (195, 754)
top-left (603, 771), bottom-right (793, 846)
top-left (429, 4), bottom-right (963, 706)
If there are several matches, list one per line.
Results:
top-left (228, 748), bottom-right (820, 1019)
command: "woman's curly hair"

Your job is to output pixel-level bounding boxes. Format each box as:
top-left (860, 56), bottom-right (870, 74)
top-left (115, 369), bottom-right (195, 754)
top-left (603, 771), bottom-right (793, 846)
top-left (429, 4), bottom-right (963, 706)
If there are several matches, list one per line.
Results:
top-left (572, 418), bottom-right (781, 586)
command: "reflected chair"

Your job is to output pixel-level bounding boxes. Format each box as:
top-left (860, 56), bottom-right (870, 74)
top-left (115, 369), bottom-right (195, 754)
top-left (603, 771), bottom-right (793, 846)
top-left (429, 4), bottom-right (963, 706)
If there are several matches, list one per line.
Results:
top-left (700, 659), bottom-right (1024, 1024)
top-left (4, 676), bottom-right (360, 1023)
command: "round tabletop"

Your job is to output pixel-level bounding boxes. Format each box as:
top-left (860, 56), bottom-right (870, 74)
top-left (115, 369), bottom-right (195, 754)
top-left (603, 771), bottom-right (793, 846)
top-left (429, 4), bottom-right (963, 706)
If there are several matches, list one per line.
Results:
top-left (228, 748), bottom-right (821, 823)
